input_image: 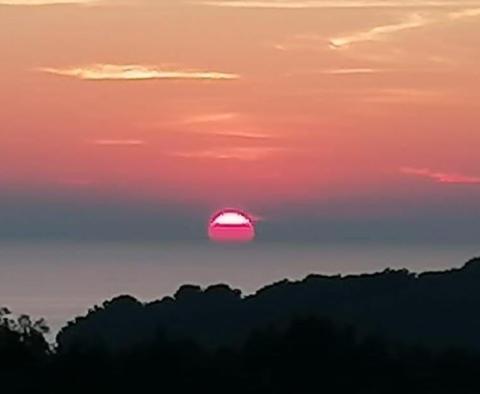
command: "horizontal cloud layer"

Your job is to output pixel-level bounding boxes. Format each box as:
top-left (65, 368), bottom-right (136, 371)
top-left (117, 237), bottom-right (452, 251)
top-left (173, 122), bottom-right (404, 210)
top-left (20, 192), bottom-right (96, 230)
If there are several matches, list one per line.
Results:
top-left (449, 7), bottom-right (480, 18)
top-left (401, 167), bottom-right (480, 184)
top-left (90, 139), bottom-right (146, 146)
top-left (0, 0), bottom-right (96, 4)
top-left (197, 0), bottom-right (480, 9)
top-left (171, 147), bottom-right (282, 160)
top-left (5, 0), bottom-right (480, 8)
top-left (321, 68), bottom-right (384, 74)
top-left (182, 113), bottom-right (240, 124)
top-left (38, 64), bottom-right (240, 81)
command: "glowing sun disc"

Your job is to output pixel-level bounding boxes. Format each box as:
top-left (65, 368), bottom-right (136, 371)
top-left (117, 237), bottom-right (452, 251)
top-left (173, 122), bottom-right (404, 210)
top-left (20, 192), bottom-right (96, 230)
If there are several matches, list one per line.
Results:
top-left (208, 209), bottom-right (255, 243)
top-left (212, 211), bottom-right (251, 226)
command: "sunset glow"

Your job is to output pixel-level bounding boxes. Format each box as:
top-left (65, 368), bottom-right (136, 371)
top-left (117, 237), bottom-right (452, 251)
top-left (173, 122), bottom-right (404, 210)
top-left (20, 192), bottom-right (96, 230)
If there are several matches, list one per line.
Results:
top-left (2, 3), bottom-right (480, 388)
top-left (0, 0), bottom-right (479, 241)
top-left (208, 210), bottom-right (255, 242)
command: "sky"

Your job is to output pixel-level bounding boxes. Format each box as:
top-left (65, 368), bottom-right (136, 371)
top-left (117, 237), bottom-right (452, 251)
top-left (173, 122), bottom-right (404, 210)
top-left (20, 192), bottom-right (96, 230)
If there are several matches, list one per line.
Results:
top-left (1, 0), bottom-right (480, 242)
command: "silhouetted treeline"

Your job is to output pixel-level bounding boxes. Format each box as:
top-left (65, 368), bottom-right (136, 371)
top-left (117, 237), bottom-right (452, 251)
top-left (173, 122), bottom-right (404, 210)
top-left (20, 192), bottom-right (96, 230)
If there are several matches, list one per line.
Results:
top-left (3, 314), bottom-right (480, 393)
top-left (59, 257), bottom-right (480, 351)
top-left (3, 258), bottom-right (480, 393)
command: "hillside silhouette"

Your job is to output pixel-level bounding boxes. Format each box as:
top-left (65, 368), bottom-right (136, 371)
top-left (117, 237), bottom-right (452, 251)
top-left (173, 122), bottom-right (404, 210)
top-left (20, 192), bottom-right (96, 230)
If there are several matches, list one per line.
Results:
top-left (3, 257), bottom-right (480, 393)
top-left (58, 257), bottom-right (480, 352)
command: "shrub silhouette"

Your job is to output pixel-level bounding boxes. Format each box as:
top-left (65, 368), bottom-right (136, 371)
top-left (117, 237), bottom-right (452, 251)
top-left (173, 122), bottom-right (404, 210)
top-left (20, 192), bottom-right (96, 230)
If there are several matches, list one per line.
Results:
top-left (3, 258), bottom-right (480, 393)
top-left (58, 257), bottom-right (480, 351)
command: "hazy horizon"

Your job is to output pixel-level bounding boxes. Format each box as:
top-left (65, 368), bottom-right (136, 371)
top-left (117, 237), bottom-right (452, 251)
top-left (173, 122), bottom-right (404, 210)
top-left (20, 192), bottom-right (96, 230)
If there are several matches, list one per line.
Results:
top-left (1, 240), bottom-right (478, 337)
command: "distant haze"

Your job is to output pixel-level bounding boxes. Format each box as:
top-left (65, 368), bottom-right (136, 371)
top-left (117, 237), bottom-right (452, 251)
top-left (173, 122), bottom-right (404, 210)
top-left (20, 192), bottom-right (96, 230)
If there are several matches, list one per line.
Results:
top-left (0, 191), bottom-right (479, 243)
top-left (0, 240), bottom-right (479, 336)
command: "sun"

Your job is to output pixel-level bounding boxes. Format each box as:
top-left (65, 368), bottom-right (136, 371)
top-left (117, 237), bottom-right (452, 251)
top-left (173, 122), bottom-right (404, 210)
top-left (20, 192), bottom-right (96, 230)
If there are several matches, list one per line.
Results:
top-left (208, 209), bottom-right (255, 243)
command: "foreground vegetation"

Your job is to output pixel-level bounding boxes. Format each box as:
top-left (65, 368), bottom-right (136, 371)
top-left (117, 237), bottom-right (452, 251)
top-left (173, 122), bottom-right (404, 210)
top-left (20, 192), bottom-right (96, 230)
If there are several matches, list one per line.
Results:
top-left (3, 258), bottom-right (480, 393)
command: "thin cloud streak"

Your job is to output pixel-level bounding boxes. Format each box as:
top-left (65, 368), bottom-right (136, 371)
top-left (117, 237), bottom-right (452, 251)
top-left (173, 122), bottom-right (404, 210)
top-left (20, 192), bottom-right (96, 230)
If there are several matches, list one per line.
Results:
top-left (207, 130), bottom-right (275, 140)
top-left (6, 0), bottom-right (480, 7)
top-left (197, 1), bottom-right (480, 9)
top-left (0, 0), bottom-right (96, 4)
top-left (330, 7), bottom-right (480, 49)
top-left (330, 13), bottom-right (429, 48)
top-left (37, 64), bottom-right (240, 81)
top-left (401, 167), bottom-right (480, 184)
top-left (283, 67), bottom-right (387, 76)
top-left (449, 7), bottom-right (480, 18)
top-left (182, 113), bottom-right (240, 124)
top-left (322, 68), bottom-right (384, 74)
top-left (91, 139), bottom-right (146, 146)
top-left (171, 147), bottom-right (283, 161)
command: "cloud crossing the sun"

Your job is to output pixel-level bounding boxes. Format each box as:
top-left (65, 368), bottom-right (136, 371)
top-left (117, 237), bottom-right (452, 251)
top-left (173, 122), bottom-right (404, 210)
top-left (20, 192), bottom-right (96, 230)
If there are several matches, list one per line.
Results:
top-left (401, 167), bottom-right (480, 185)
top-left (37, 64), bottom-right (240, 81)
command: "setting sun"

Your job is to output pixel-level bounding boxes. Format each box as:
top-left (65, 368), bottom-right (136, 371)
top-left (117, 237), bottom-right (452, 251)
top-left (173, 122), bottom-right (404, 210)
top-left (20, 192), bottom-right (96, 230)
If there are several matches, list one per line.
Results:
top-left (208, 209), bottom-right (255, 242)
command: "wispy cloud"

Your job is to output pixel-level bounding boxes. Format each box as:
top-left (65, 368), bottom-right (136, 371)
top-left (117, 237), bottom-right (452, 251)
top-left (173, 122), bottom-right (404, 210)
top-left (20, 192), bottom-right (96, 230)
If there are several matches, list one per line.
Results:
top-left (283, 67), bottom-right (388, 77)
top-left (0, 0), bottom-right (96, 4)
top-left (206, 130), bottom-right (275, 140)
top-left (7, 0), bottom-right (480, 8)
top-left (37, 64), bottom-right (240, 81)
top-left (401, 167), bottom-right (480, 184)
top-left (330, 13), bottom-right (429, 49)
top-left (182, 113), bottom-right (240, 124)
top-left (330, 7), bottom-right (480, 49)
top-left (197, 1), bottom-right (480, 9)
top-left (321, 68), bottom-right (384, 74)
top-left (171, 147), bottom-right (282, 161)
top-left (449, 7), bottom-right (480, 18)
top-left (90, 139), bottom-right (146, 146)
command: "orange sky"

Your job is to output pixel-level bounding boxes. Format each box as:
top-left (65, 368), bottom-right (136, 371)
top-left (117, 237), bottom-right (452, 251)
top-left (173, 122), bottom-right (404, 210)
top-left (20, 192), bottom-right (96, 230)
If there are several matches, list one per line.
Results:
top-left (1, 0), bottom-right (480, 210)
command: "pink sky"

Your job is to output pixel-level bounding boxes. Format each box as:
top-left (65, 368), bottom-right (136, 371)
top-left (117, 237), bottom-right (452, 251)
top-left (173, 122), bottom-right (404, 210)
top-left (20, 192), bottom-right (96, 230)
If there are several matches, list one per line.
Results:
top-left (1, 0), bottom-right (479, 214)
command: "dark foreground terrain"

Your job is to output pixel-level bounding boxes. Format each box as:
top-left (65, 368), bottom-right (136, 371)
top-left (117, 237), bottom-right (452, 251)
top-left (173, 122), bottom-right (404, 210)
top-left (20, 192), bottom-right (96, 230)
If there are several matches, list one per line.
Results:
top-left (2, 257), bottom-right (480, 393)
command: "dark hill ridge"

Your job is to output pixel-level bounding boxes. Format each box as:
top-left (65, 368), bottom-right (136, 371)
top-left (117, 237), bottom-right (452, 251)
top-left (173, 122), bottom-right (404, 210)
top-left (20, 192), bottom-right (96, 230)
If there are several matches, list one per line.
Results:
top-left (57, 257), bottom-right (480, 352)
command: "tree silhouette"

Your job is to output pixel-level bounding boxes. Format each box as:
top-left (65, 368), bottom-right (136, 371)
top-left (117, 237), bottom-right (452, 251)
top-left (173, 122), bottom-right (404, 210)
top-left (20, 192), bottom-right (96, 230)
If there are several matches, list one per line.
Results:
top-left (4, 258), bottom-right (480, 393)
